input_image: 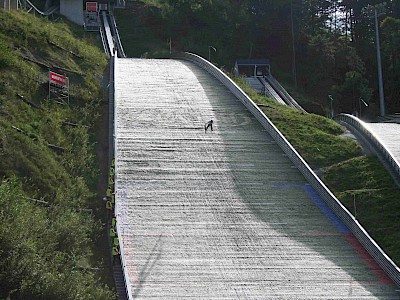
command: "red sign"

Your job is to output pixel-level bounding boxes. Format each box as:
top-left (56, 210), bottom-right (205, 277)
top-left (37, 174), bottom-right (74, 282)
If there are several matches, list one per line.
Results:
top-left (49, 71), bottom-right (67, 88)
top-left (86, 2), bottom-right (98, 12)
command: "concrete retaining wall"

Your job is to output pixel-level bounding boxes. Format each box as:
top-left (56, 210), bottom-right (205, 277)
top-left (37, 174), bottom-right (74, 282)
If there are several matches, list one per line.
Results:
top-left (60, 0), bottom-right (83, 25)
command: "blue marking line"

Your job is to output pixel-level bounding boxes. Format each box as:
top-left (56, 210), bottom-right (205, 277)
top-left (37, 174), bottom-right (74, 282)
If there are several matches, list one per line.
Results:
top-left (273, 184), bottom-right (350, 233)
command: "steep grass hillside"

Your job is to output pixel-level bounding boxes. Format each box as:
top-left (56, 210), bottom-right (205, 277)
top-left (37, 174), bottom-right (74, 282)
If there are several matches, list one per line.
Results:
top-left (0, 10), bottom-right (115, 300)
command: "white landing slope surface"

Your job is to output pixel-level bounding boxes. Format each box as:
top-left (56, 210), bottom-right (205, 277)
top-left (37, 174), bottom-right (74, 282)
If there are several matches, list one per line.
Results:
top-left (365, 122), bottom-right (400, 164)
top-left (114, 58), bottom-right (399, 299)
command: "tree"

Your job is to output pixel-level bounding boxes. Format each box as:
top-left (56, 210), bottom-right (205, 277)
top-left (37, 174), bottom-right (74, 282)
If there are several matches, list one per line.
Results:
top-left (381, 17), bottom-right (400, 112)
top-left (332, 70), bottom-right (372, 114)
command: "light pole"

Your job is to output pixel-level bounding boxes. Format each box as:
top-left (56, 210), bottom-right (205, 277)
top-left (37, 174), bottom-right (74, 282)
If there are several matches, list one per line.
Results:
top-left (353, 194), bottom-right (357, 220)
top-left (208, 46), bottom-right (216, 62)
top-left (328, 94), bottom-right (334, 118)
top-left (359, 98), bottom-right (369, 118)
top-left (290, 0), bottom-right (297, 89)
top-left (364, 3), bottom-right (386, 116)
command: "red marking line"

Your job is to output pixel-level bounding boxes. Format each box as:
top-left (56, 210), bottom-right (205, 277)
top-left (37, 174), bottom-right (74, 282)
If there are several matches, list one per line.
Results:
top-left (301, 232), bottom-right (394, 285)
top-left (344, 233), bottom-right (393, 285)
top-left (121, 235), bottom-right (140, 287)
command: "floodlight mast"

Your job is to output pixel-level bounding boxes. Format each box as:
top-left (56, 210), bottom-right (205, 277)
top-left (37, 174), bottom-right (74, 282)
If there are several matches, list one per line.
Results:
top-left (328, 94), bottom-right (334, 118)
top-left (208, 46), bottom-right (216, 62)
top-left (363, 3), bottom-right (386, 116)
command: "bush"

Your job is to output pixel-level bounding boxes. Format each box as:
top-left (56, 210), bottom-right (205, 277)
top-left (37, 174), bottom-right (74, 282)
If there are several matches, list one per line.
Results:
top-left (0, 38), bottom-right (16, 69)
top-left (0, 10), bottom-right (113, 299)
top-left (0, 179), bottom-right (115, 300)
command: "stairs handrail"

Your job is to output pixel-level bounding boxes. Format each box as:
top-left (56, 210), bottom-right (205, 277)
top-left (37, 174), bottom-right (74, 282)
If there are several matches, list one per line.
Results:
top-left (109, 13), bottom-right (126, 58)
top-left (265, 75), bottom-right (306, 112)
top-left (23, 0), bottom-right (58, 16)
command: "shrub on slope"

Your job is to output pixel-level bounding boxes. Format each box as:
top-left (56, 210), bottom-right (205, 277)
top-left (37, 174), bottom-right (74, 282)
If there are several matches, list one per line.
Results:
top-left (0, 10), bottom-right (114, 299)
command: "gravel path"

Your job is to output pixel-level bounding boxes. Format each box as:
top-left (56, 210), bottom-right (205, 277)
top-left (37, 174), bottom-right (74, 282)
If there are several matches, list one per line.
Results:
top-left (114, 58), bottom-right (399, 299)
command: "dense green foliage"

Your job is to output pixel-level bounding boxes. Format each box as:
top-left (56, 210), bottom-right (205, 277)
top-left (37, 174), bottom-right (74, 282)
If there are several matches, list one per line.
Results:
top-left (381, 17), bottom-right (400, 111)
top-left (0, 10), bottom-right (114, 299)
top-left (117, 0), bottom-right (400, 117)
top-left (0, 179), bottom-right (112, 300)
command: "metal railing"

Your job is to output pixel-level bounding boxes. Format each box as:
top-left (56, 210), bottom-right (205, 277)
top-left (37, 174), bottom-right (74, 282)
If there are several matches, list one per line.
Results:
top-left (177, 52), bottom-right (400, 287)
top-left (334, 113), bottom-right (400, 188)
top-left (99, 26), bottom-right (109, 57)
top-left (101, 12), bottom-right (115, 57)
top-left (20, 0), bottom-right (58, 16)
top-left (259, 77), bottom-right (286, 105)
top-left (265, 75), bottom-right (306, 112)
top-left (109, 13), bottom-right (126, 58)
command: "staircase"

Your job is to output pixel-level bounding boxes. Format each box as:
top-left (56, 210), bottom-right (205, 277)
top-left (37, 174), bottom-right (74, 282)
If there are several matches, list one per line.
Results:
top-left (113, 263), bottom-right (128, 300)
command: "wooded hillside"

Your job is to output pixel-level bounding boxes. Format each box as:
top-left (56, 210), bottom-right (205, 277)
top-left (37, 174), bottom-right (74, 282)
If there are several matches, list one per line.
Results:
top-left (117, 0), bottom-right (400, 117)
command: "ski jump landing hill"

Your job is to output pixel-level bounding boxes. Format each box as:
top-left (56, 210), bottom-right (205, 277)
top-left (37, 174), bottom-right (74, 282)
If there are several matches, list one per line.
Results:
top-left (111, 53), bottom-right (400, 299)
top-left (336, 114), bottom-right (400, 190)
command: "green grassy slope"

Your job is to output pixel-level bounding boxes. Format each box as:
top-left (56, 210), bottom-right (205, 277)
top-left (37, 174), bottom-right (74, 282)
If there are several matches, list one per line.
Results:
top-left (0, 10), bottom-right (115, 300)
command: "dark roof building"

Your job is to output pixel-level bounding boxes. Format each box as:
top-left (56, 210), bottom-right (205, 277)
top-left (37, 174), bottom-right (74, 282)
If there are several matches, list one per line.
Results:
top-left (234, 59), bottom-right (270, 77)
